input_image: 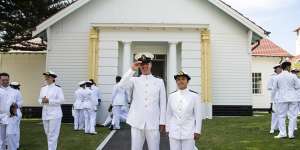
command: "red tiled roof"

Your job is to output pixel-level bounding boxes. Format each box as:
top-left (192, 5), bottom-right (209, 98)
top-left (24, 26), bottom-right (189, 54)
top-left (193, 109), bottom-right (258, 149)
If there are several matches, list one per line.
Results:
top-left (252, 39), bottom-right (291, 57)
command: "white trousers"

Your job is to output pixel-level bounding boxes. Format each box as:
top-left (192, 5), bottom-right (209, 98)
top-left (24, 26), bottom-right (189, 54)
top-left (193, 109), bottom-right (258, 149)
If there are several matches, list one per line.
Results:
top-left (90, 109), bottom-right (97, 127)
top-left (83, 109), bottom-right (95, 133)
top-left (131, 127), bottom-right (160, 150)
top-left (7, 134), bottom-right (17, 150)
top-left (271, 103), bottom-right (279, 131)
top-left (43, 118), bottom-right (62, 150)
top-left (0, 124), bottom-right (6, 150)
top-left (277, 102), bottom-right (298, 137)
top-left (112, 105), bottom-right (128, 129)
top-left (73, 109), bottom-right (84, 130)
top-left (169, 138), bottom-right (195, 150)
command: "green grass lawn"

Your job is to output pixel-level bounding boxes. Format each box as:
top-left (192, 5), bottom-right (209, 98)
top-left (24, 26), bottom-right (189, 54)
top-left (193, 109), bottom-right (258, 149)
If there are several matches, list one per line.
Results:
top-left (20, 114), bottom-right (300, 150)
top-left (197, 113), bottom-right (300, 150)
top-left (20, 120), bottom-right (110, 150)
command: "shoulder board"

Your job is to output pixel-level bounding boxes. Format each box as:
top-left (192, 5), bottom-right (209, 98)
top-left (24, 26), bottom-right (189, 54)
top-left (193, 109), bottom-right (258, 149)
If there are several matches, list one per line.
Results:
top-left (189, 89), bottom-right (198, 94)
top-left (55, 84), bottom-right (61, 87)
top-left (154, 75), bottom-right (162, 79)
top-left (170, 90), bottom-right (177, 94)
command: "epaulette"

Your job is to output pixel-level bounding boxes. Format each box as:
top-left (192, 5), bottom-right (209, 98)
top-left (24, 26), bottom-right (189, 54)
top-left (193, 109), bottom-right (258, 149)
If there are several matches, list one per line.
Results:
top-left (55, 84), bottom-right (61, 87)
top-left (154, 75), bottom-right (162, 79)
top-left (170, 90), bottom-right (177, 94)
top-left (189, 89), bottom-right (198, 94)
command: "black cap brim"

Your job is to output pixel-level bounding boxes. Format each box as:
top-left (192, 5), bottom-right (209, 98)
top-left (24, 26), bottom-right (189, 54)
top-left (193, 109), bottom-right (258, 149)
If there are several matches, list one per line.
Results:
top-left (174, 74), bottom-right (191, 81)
top-left (43, 73), bottom-right (57, 78)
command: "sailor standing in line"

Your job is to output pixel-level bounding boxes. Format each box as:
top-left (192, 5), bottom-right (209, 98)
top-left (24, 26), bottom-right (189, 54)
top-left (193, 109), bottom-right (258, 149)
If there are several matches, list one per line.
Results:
top-left (38, 71), bottom-right (64, 150)
top-left (111, 76), bottom-right (129, 130)
top-left (166, 71), bottom-right (202, 150)
top-left (88, 79), bottom-right (101, 127)
top-left (84, 81), bottom-right (97, 134)
top-left (273, 61), bottom-right (300, 139)
top-left (267, 64), bottom-right (282, 134)
top-left (73, 81), bottom-right (86, 131)
top-left (9, 82), bottom-right (23, 149)
top-left (117, 52), bottom-right (167, 150)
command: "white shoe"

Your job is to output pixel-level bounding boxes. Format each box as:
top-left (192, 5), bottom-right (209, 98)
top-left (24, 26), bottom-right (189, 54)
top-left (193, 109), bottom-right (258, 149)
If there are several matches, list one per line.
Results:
top-left (289, 135), bottom-right (295, 139)
top-left (270, 130), bottom-right (275, 134)
top-left (90, 131), bottom-right (98, 135)
top-left (274, 134), bottom-right (287, 139)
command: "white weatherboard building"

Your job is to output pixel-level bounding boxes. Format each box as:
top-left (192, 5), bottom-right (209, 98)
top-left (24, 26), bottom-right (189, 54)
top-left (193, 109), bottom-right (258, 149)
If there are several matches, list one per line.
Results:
top-left (32, 0), bottom-right (268, 123)
top-left (251, 39), bottom-right (291, 110)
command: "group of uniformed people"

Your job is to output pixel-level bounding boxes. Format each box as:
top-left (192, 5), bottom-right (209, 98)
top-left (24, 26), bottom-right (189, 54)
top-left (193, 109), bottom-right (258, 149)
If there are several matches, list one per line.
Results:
top-left (72, 79), bottom-right (101, 134)
top-left (1, 51), bottom-right (203, 150)
top-left (0, 73), bottom-right (23, 150)
top-left (268, 60), bottom-right (300, 139)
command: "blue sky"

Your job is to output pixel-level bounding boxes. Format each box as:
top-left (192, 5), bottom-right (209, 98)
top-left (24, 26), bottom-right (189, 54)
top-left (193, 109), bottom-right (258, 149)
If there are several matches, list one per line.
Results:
top-left (223, 0), bottom-right (300, 55)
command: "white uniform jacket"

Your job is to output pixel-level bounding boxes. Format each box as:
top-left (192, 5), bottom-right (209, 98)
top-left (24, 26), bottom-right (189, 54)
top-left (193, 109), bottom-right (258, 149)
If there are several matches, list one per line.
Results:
top-left (0, 88), bottom-right (8, 124)
top-left (166, 89), bottom-right (202, 140)
top-left (267, 73), bottom-right (279, 103)
top-left (117, 69), bottom-right (167, 130)
top-left (73, 88), bottom-right (84, 110)
top-left (272, 71), bottom-right (300, 103)
top-left (38, 83), bottom-right (64, 120)
top-left (81, 88), bottom-right (94, 110)
top-left (112, 84), bottom-right (128, 106)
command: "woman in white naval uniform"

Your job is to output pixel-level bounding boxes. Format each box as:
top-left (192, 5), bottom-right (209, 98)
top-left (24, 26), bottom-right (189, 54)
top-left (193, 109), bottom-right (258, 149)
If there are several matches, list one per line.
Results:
top-left (6, 104), bottom-right (21, 150)
top-left (10, 81), bottom-right (23, 149)
top-left (267, 64), bottom-right (282, 134)
top-left (38, 71), bottom-right (64, 150)
top-left (73, 81), bottom-right (85, 130)
top-left (273, 61), bottom-right (300, 139)
top-left (117, 53), bottom-right (167, 150)
top-left (166, 71), bottom-right (202, 150)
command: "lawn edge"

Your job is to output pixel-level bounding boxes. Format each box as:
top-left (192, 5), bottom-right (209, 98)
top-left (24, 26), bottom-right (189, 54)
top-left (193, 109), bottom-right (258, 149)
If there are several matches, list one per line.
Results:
top-left (96, 130), bottom-right (117, 150)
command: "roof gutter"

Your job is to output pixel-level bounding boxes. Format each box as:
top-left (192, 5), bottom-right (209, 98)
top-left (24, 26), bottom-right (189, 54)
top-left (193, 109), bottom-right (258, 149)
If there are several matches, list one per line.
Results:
top-left (251, 40), bottom-right (260, 51)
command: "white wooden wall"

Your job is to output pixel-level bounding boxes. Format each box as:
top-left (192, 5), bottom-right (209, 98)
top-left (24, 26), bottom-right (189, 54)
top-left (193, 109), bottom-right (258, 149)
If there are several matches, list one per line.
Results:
top-left (251, 56), bottom-right (282, 109)
top-left (0, 53), bottom-right (46, 106)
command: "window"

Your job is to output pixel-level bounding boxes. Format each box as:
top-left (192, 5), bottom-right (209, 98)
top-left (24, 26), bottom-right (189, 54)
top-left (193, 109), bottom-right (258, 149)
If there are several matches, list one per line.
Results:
top-left (252, 73), bottom-right (262, 94)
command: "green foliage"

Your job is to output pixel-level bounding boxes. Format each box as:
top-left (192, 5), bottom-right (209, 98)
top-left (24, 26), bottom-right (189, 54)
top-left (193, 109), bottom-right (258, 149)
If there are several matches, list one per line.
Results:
top-left (0, 0), bottom-right (76, 51)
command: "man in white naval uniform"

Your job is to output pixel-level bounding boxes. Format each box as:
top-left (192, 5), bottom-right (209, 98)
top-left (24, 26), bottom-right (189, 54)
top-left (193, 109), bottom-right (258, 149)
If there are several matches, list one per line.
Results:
top-left (111, 76), bottom-right (129, 130)
top-left (0, 74), bottom-right (8, 150)
top-left (117, 52), bottom-right (167, 150)
top-left (291, 68), bottom-right (300, 131)
top-left (88, 79), bottom-right (102, 127)
top-left (267, 64), bottom-right (282, 134)
top-left (166, 71), bottom-right (202, 150)
top-left (73, 81), bottom-right (86, 130)
top-left (38, 71), bottom-right (64, 150)
top-left (273, 61), bottom-right (300, 139)
top-left (0, 73), bottom-right (23, 149)
top-left (85, 81), bottom-right (98, 134)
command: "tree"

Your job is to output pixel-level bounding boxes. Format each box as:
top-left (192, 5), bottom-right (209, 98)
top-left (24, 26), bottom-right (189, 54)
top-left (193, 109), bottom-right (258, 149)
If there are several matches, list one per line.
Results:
top-left (0, 0), bottom-right (77, 51)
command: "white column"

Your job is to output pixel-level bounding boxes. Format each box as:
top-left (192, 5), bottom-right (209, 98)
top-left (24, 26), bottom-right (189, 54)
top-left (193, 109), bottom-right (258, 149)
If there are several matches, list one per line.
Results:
top-left (122, 41), bottom-right (132, 74)
top-left (167, 42), bottom-right (178, 94)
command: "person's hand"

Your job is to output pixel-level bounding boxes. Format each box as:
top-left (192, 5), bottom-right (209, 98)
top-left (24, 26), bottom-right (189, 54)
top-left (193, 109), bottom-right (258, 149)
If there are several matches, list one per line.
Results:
top-left (194, 133), bottom-right (200, 140)
top-left (131, 61), bottom-right (142, 71)
top-left (159, 125), bottom-right (166, 134)
top-left (42, 96), bottom-right (49, 104)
